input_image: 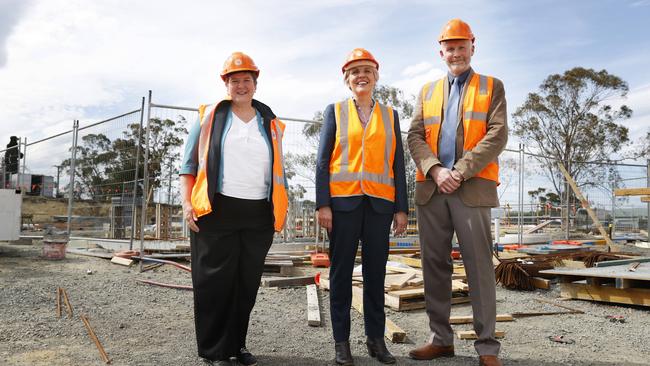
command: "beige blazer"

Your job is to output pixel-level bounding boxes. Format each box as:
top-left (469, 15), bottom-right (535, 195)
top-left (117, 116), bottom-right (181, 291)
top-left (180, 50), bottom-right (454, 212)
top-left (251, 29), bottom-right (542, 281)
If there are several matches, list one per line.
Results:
top-left (407, 68), bottom-right (508, 208)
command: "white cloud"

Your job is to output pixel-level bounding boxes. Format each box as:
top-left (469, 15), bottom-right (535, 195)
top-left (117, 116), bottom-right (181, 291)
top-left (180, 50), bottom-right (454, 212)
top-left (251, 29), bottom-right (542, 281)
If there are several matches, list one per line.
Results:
top-left (392, 62), bottom-right (446, 99)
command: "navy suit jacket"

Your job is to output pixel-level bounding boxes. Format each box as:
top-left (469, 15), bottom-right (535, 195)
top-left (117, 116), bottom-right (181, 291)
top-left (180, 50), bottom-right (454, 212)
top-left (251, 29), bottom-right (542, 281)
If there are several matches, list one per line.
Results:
top-left (315, 102), bottom-right (408, 215)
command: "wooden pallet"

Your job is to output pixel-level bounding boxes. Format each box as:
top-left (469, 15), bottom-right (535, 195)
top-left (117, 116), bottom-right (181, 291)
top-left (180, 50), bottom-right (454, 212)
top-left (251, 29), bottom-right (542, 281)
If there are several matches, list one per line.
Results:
top-left (540, 263), bottom-right (650, 307)
top-left (385, 287), bottom-right (470, 311)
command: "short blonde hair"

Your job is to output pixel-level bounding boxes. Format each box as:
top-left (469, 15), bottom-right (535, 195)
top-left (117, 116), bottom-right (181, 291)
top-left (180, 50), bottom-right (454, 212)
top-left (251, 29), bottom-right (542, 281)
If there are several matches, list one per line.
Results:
top-left (343, 66), bottom-right (379, 89)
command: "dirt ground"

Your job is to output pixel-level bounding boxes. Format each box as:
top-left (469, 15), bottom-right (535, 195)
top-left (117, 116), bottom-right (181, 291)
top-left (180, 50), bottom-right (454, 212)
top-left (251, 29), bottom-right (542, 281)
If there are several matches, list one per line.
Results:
top-left (1, 240), bottom-right (649, 366)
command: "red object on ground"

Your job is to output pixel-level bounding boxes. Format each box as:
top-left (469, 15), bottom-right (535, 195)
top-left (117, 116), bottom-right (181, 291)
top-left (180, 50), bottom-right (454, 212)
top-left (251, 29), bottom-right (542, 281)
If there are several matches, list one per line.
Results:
top-left (451, 250), bottom-right (461, 259)
top-left (503, 244), bottom-right (525, 250)
top-left (114, 250), bottom-right (140, 258)
top-left (314, 272), bottom-right (321, 286)
top-left (552, 240), bottom-right (582, 246)
top-left (311, 253), bottom-right (330, 267)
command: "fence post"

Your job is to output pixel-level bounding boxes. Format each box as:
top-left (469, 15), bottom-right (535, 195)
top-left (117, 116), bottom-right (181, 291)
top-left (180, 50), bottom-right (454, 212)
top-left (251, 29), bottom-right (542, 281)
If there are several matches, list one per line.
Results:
top-left (21, 137), bottom-right (27, 178)
top-left (129, 97), bottom-right (146, 250)
top-left (517, 143), bottom-right (523, 245)
top-left (565, 160), bottom-right (570, 240)
top-left (139, 91), bottom-right (153, 272)
top-left (66, 120), bottom-right (79, 235)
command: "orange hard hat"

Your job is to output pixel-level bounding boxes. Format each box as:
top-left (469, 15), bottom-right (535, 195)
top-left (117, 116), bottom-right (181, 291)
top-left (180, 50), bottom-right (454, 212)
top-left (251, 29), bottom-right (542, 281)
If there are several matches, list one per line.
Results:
top-left (220, 51), bottom-right (260, 81)
top-left (341, 48), bottom-right (379, 74)
top-left (438, 18), bottom-right (475, 43)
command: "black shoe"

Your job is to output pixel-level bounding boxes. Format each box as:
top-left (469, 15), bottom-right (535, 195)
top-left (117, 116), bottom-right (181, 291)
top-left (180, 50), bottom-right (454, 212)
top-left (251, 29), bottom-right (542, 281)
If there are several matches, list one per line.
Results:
top-left (366, 337), bottom-right (396, 364)
top-left (236, 347), bottom-right (257, 366)
top-left (212, 360), bottom-right (232, 366)
top-left (335, 341), bottom-right (354, 365)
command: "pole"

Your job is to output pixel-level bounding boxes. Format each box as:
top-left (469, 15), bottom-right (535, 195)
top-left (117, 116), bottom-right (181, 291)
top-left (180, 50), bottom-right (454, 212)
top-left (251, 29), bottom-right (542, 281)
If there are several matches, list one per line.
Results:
top-left (647, 159), bottom-right (650, 239)
top-left (139, 91), bottom-right (153, 272)
top-left (611, 179), bottom-right (616, 240)
top-left (129, 97), bottom-right (145, 250)
top-left (167, 158), bottom-right (172, 205)
top-left (565, 160), bottom-right (570, 240)
top-left (67, 120), bottom-right (79, 234)
top-left (54, 165), bottom-right (62, 197)
top-left (517, 144), bottom-right (524, 244)
top-left (21, 137), bottom-right (27, 177)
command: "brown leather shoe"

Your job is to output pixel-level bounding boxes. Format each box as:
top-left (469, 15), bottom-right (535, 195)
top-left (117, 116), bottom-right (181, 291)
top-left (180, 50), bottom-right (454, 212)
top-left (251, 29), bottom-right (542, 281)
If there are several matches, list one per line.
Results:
top-left (408, 343), bottom-right (454, 360)
top-left (479, 355), bottom-right (503, 366)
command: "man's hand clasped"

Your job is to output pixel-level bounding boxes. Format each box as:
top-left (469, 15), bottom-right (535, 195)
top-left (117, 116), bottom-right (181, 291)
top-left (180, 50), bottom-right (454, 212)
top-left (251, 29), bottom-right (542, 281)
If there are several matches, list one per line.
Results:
top-left (431, 165), bottom-right (463, 194)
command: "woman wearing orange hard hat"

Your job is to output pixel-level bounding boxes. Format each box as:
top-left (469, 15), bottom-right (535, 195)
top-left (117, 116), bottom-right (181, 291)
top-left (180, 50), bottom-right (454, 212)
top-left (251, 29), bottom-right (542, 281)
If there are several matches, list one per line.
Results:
top-left (179, 51), bottom-right (288, 366)
top-left (316, 48), bottom-right (408, 365)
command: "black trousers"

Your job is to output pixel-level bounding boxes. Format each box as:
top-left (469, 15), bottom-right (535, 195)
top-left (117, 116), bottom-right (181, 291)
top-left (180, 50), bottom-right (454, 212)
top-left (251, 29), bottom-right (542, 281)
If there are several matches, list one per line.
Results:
top-left (190, 193), bottom-right (274, 361)
top-left (329, 197), bottom-right (393, 342)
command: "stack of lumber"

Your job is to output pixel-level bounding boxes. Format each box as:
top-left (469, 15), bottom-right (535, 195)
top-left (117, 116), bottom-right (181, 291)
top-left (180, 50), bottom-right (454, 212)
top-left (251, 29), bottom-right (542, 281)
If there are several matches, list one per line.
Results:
top-left (540, 259), bottom-right (650, 307)
top-left (320, 254), bottom-right (470, 311)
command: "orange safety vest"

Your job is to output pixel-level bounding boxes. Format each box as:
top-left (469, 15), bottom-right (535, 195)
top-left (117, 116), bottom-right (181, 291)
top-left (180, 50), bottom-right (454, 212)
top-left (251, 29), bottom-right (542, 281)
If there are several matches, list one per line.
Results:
top-left (190, 101), bottom-right (288, 232)
top-left (329, 99), bottom-right (396, 202)
top-left (415, 73), bottom-right (499, 183)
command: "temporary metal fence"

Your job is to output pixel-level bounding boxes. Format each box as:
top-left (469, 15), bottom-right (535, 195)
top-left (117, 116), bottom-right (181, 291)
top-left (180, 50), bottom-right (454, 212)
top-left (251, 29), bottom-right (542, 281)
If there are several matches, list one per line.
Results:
top-left (4, 91), bottom-right (649, 251)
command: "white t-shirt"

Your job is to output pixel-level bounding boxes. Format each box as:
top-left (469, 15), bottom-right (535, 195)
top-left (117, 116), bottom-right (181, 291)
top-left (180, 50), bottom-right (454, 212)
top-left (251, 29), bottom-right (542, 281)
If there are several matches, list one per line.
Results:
top-left (221, 112), bottom-right (271, 200)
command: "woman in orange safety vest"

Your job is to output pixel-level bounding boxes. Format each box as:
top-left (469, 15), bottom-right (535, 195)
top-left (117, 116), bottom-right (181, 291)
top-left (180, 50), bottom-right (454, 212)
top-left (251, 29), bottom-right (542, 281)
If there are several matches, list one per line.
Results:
top-left (179, 51), bottom-right (288, 366)
top-left (316, 48), bottom-right (408, 365)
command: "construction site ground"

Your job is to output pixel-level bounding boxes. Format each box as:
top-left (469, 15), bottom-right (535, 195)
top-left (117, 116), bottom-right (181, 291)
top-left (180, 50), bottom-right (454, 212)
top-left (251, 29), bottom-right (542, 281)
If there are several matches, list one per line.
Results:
top-left (1, 240), bottom-right (649, 366)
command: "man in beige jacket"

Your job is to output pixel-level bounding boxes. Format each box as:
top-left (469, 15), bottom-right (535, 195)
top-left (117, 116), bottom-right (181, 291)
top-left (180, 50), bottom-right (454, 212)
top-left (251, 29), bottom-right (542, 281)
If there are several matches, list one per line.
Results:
top-left (407, 19), bottom-right (508, 366)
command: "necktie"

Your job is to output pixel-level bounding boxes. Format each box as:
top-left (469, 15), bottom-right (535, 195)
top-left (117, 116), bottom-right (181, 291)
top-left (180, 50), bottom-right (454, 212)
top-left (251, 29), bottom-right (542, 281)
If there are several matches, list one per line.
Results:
top-left (440, 77), bottom-right (459, 169)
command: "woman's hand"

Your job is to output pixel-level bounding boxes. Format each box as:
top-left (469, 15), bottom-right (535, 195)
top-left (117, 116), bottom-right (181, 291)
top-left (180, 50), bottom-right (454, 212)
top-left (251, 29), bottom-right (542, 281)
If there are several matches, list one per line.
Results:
top-left (182, 201), bottom-right (200, 232)
top-left (317, 206), bottom-right (333, 232)
top-left (392, 212), bottom-right (407, 236)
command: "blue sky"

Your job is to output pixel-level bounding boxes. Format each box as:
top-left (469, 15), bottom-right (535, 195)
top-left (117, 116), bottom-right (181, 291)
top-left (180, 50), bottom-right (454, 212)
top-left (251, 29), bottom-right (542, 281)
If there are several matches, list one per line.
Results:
top-left (1, 0), bottom-right (649, 154)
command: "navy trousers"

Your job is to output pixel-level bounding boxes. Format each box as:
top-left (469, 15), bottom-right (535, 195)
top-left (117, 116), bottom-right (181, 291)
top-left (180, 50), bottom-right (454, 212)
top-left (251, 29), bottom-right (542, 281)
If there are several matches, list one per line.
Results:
top-left (329, 197), bottom-right (393, 342)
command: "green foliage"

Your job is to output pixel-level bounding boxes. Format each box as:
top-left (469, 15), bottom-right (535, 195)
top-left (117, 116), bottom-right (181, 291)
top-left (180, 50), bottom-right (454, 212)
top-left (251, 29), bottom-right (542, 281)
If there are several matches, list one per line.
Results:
top-left (61, 117), bottom-right (187, 201)
top-left (372, 85), bottom-right (414, 119)
top-left (512, 67), bottom-right (632, 195)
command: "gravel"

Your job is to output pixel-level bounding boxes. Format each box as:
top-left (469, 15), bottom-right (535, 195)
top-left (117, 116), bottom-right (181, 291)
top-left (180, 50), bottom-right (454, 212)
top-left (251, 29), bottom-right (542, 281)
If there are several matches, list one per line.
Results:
top-left (1, 241), bottom-right (649, 366)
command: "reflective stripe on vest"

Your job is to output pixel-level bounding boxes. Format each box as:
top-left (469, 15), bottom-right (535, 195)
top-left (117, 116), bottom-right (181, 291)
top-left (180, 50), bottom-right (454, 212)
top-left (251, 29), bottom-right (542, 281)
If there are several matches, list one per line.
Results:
top-left (415, 73), bottom-right (499, 183)
top-left (329, 99), bottom-right (396, 202)
top-left (190, 101), bottom-right (288, 232)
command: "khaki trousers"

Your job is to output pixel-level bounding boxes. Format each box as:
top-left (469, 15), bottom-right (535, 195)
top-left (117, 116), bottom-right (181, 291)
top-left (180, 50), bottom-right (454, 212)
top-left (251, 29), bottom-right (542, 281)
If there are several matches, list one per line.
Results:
top-left (417, 191), bottom-right (500, 356)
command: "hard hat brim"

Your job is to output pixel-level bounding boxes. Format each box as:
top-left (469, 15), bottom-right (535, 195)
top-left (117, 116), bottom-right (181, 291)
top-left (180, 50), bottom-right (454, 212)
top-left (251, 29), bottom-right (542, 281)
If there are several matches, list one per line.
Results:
top-left (342, 59), bottom-right (379, 74)
top-left (439, 35), bottom-right (475, 43)
top-left (220, 68), bottom-right (260, 81)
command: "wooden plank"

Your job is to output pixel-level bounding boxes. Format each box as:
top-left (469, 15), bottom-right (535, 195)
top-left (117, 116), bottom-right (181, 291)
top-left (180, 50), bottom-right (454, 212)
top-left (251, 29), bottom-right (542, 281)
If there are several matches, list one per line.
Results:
top-left (641, 196), bottom-right (650, 202)
top-left (456, 330), bottom-right (505, 340)
top-left (384, 273), bottom-right (416, 290)
top-left (452, 280), bottom-right (469, 292)
top-left (449, 314), bottom-right (514, 324)
top-left (451, 294), bottom-right (471, 305)
top-left (531, 277), bottom-right (551, 290)
top-left (614, 188), bottom-right (650, 196)
top-left (306, 284), bottom-right (321, 326)
top-left (351, 287), bottom-right (406, 343)
top-left (523, 219), bottom-right (559, 234)
top-left (558, 162), bottom-right (615, 247)
top-left (406, 277), bottom-right (424, 286)
top-left (388, 254), bottom-right (422, 268)
top-left (560, 282), bottom-right (650, 307)
top-left (110, 256), bottom-right (133, 266)
top-left (559, 260), bottom-right (587, 269)
top-left (261, 275), bottom-right (315, 288)
top-left (384, 318), bottom-right (406, 343)
top-left (386, 265), bottom-right (422, 276)
top-left (387, 288), bottom-right (424, 299)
